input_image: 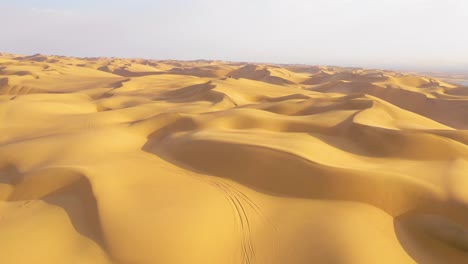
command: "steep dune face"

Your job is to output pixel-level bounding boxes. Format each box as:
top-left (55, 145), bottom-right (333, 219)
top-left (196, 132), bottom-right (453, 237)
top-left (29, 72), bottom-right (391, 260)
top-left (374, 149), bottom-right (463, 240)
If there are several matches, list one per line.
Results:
top-left (0, 53), bottom-right (467, 264)
top-left (227, 64), bottom-right (309, 85)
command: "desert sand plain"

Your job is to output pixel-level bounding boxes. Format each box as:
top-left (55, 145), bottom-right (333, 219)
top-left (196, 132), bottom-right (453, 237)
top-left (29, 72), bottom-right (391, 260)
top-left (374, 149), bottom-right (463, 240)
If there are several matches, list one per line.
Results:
top-left (0, 53), bottom-right (467, 264)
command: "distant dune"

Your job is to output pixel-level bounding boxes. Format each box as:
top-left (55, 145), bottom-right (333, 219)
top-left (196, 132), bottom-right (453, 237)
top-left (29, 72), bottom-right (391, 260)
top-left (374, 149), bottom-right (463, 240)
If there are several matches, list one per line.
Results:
top-left (0, 53), bottom-right (467, 264)
top-left (421, 71), bottom-right (468, 87)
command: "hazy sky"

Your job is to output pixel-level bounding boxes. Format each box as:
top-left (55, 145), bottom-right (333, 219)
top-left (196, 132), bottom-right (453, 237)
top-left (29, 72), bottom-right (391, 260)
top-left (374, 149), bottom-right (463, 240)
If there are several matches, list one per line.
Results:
top-left (1, 0), bottom-right (467, 72)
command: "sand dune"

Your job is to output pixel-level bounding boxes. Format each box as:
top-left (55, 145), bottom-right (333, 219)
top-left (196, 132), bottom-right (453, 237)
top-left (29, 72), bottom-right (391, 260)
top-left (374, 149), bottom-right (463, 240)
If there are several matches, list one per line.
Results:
top-left (0, 53), bottom-right (467, 264)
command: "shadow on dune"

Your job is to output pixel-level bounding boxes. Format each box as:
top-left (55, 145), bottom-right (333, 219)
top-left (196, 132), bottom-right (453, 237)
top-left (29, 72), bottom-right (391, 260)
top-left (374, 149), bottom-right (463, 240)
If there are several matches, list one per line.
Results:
top-left (302, 71), bottom-right (389, 85)
top-left (142, 130), bottom-right (468, 218)
top-left (0, 164), bottom-right (23, 185)
top-left (394, 212), bottom-right (468, 264)
top-left (97, 66), bottom-right (165, 77)
top-left (143, 134), bottom-right (468, 263)
top-left (446, 87), bottom-right (468, 96)
top-left (0, 166), bottom-right (109, 254)
top-left (0, 77), bottom-right (9, 89)
top-left (17, 54), bottom-right (49, 62)
top-left (160, 81), bottom-right (237, 106)
top-left (161, 82), bottom-right (217, 102)
top-left (108, 78), bottom-right (131, 89)
top-left (98, 66), bottom-right (224, 78)
top-left (227, 64), bottom-right (296, 85)
top-left (140, 110), bottom-right (468, 263)
top-left (168, 67), bottom-right (221, 78)
top-left (308, 81), bottom-right (468, 129)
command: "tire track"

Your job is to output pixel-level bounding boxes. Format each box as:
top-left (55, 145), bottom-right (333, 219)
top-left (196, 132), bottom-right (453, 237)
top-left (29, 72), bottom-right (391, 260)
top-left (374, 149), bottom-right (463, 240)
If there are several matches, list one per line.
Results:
top-left (212, 180), bottom-right (255, 264)
top-left (79, 119), bottom-right (99, 133)
top-left (208, 179), bottom-right (277, 264)
top-left (221, 181), bottom-right (278, 233)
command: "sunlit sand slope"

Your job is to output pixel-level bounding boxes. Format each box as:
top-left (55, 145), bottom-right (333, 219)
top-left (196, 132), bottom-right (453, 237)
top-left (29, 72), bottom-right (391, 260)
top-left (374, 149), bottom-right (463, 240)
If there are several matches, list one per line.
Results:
top-left (0, 54), bottom-right (467, 264)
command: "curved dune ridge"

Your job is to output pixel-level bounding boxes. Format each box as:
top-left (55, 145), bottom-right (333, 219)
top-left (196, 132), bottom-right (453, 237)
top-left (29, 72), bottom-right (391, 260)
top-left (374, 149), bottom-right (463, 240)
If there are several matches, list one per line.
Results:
top-left (0, 53), bottom-right (467, 264)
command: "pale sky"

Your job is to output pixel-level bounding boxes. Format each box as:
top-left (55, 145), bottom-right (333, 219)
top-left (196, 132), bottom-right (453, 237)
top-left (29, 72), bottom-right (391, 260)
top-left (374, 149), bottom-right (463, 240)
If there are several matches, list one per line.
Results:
top-left (0, 0), bottom-right (467, 72)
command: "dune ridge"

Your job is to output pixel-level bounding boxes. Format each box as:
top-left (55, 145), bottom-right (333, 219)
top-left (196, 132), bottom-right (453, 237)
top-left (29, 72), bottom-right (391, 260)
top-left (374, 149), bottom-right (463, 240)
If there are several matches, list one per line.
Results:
top-left (0, 53), bottom-right (467, 264)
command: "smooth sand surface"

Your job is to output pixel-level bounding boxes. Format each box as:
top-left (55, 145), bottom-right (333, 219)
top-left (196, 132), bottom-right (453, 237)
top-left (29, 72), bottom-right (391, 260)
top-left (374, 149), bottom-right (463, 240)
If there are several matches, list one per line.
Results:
top-left (0, 53), bottom-right (467, 264)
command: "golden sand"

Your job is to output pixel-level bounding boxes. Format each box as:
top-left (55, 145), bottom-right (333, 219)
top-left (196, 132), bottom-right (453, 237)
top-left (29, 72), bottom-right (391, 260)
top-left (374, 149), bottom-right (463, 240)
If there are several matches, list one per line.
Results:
top-left (0, 53), bottom-right (467, 264)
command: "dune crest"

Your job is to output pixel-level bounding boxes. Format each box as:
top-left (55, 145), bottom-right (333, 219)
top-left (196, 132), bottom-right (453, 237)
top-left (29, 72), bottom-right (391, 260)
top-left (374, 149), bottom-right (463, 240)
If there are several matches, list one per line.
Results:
top-left (0, 53), bottom-right (467, 264)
